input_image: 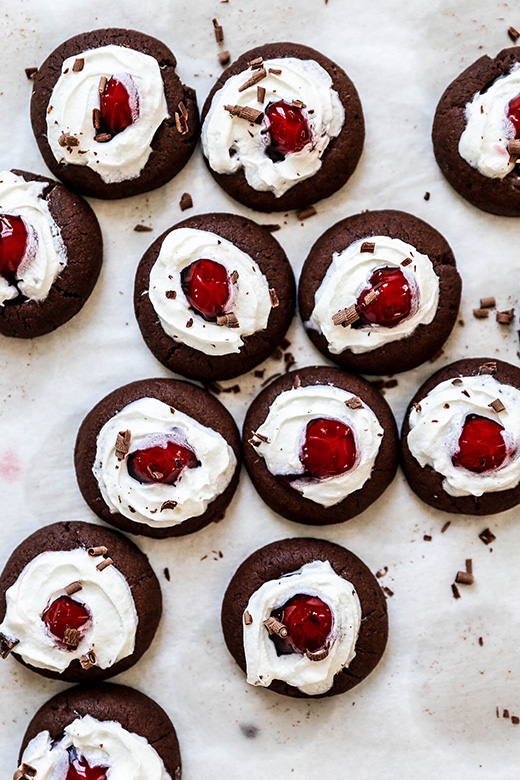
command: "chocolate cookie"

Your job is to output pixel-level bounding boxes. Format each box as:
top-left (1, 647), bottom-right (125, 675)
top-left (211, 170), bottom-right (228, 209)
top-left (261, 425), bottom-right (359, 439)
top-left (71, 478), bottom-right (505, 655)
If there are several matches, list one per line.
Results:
top-left (201, 42), bottom-right (364, 212)
top-left (17, 683), bottom-right (181, 779)
top-left (0, 521), bottom-right (161, 683)
top-left (243, 366), bottom-right (398, 525)
top-left (134, 212), bottom-right (295, 381)
top-left (0, 169), bottom-right (102, 339)
top-left (298, 210), bottom-right (462, 374)
top-left (222, 538), bottom-right (388, 699)
top-left (401, 358), bottom-right (520, 515)
top-left (75, 378), bottom-right (241, 538)
top-left (433, 47), bottom-right (520, 216)
top-left (31, 28), bottom-right (198, 199)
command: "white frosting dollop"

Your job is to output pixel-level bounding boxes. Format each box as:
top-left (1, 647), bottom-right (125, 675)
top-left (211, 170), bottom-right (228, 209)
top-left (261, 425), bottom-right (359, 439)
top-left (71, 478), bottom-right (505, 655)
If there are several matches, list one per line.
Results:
top-left (0, 170), bottom-right (67, 306)
top-left (46, 45), bottom-right (169, 183)
top-left (19, 715), bottom-right (171, 780)
top-left (0, 549), bottom-right (137, 673)
top-left (243, 560), bottom-right (361, 695)
top-left (148, 227), bottom-right (272, 356)
top-left (201, 57), bottom-right (344, 197)
top-left (459, 62), bottom-right (520, 178)
top-left (254, 384), bottom-right (383, 507)
top-left (408, 374), bottom-right (520, 497)
top-left (310, 236), bottom-right (440, 354)
top-left (93, 397), bottom-right (236, 527)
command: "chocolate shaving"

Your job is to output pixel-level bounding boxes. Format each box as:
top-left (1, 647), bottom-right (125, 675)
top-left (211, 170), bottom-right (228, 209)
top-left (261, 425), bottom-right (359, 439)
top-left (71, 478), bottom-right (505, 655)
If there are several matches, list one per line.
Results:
top-left (455, 571), bottom-right (474, 586)
top-left (473, 308), bottom-right (489, 319)
top-left (423, 534), bottom-right (432, 541)
top-left (250, 430), bottom-right (270, 444)
top-left (164, 567), bottom-right (171, 582)
top-left (88, 546), bottom-right (108, 557)
top-left (512, 716), bottom-right (520, 725)
top-left (166, 290), bottom-right (177, 299)
top-left (363, 289), bottom-right (378, 307)
top-left (58, 132), bottom-right (79, 148)
top-left (461, 389), bottom-right (470, 397)
top-left (413, 402), bottom-right (422, 413)
top-left (263, 616), bottom-right (288, 637)
top-left (345, 396), bottom-right (363, 409)
top-left (212, 18), bottom-right (224, 42)
top-left (508, 139), bottom-right (520, 155)
top-left (478, 361), bottom-right (497, 375)
top-left (424, 191), bottom-right (430, 201)
top-left (401, 257), bottom-right (413, 267)
top-left (64, 581), bottom-right (82, 596)
top-left (489, 398), bottom-right (506, 413)
top-left (13, 765), bottom-right (37, 780)
top-left (263, 223), bottom-right (280, 232)
top-left (292, 99), bottom-right (306, 108)
top-left (24, 67), bottom-right (38, 80)
top-left (96, 557), bottom-right (113, 571)
top-left (497, 308), bottom-right (515, 324)
top-left (504, 709), bottom-right (510, 718)
top-left (0, 632), bottom-right (19, 659)
top-left (332, 304), bottom-right (359, 327)
top-left (383, 586), bottom-right (394, 597)
top-left (218, 50), bottom-right (230, 66)
top-left (229, 270), bottom-right (239, 285)
top-left (451, 583), bottom-right (461, 600)
top-left (98, 75), bottom-right (107, 94)
top-left (452, 378), bottom-right (463, 385)
top-left (269, 288), bottom-right (279, 307)
top-left (80, 650), bottom-right (97, 669)
top-left (243, 610), bottom-right (253, 625)
top-left (466, 559), bottom-right (473, 575)
top-left (297, 206), bottom-right (317, 220)
top-left (224, 103), bottom-right (264, 124)
top-left (94, 132), bottom-right (112, 143)
top-left (479, 527), bottom-right (496, 545)
top-left (257, 85), bottom-right (266, 103)
top-left (238, 67), bottom-right (267, 92)
top-left (248, 57), bottom-right (264, 69)
top-left (268, 67), bottom-right (282, 75)
top-left (72, 58), bottom-right (85, 72)
top-left (478, 636), bottom-right (483, 647)
top-left (115, 429), bottom-right (131, 460)
top-left (186, 318), bottom-right (194, 328)
top-left (63, 627), bottom-right (81, 647)
top-left (480, 296), bottom-right (496, 309)
top-left (134, 223), bottom-right (153, 232)
top-left (293, 374), bottom-right (301, 389)
top-left (175, 102), bottom-right (189, 135)
top-left (216, 312), bottom-right (239, 327)
top-left (508, 25), bottom-right (520, 42)
top-left (441, 521), bottom-right (451, 533)
top-left (161, 500), bottom-right (178, 511)
top-left (360, 241), bottom-right (375, 253)
top-left (306, 647), bottom-right (329, 662)
top-left (179, 192), bottom-right (193, 211)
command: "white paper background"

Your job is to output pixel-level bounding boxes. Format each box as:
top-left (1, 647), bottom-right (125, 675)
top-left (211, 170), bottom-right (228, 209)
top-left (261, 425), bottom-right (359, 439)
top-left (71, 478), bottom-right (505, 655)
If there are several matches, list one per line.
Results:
top-left (1, 0), bottom-right (520, 777)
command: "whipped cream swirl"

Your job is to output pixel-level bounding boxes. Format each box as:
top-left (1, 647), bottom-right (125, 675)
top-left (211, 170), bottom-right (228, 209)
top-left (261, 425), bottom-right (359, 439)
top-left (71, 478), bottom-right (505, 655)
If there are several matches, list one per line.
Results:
top-left (19, 715), bottom-right (171, 780)
top-left (46, 45), bottom-right (169, 183)
top-left (408, 374), bottom-right (520, 497)
top-left (148, 227), bottom-right (272, 356)
top-left (0, 548), bottom-right (137, 673)
top-left (310, 236), bottom-right (439, 354)
top-left (0, 170), bottom-right (67, 306)
top-left (243, 560), bottom-right (361, 696)
top-left (93, 397), bottom-right (236, 527)
top-left (459, 63), bottom-right (520, 178)
top-left (202, 57), bottom-right (344, 197)
top-left (254, 384), bottom-right (383, 507)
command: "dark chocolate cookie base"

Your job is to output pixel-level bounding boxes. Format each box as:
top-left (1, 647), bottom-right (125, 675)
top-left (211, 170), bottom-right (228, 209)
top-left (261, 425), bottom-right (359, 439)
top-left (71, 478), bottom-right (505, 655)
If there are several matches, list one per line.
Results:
top-left (134, 212), bottom-right (295, 381)
top-left (298, 210), bottom-right (462, 375)
top-left (31, 28), bottom-right (198, 199)
top-left (201, 42), bottom-right (364, 212)
top-left (222, 537), bottom-right (388, 698)
top-left (0, 170), bottom-right (102, 338)
top-left (432, 47), bottom-right (520, 216)
top-left (19, 683), bottom-right (181, 779)
top-left (75, 378), bottom-right (241, 538)
top-left (0, 521), bottom-right (161, 682)
top-left (242, 366), bottom-right (398, 525)
top-left (401, 358), bottom-right (520, 515)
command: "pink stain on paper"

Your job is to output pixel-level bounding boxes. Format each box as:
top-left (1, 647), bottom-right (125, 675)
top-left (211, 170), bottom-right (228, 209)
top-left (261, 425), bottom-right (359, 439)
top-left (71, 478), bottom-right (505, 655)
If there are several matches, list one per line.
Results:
top-left (0, 450), bottom-right (22, 482)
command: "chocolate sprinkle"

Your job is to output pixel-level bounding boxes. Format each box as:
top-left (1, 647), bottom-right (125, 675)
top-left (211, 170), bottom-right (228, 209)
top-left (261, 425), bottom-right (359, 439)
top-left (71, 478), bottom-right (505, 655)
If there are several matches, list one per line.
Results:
top-left (360, 241), bottom-right (375, 253)
top-left (161, 500), bottom-right (178, 511)
top-left (441, 521), bottom-right (451, 534)
top-left (179, 192), bottom-right (193, 211)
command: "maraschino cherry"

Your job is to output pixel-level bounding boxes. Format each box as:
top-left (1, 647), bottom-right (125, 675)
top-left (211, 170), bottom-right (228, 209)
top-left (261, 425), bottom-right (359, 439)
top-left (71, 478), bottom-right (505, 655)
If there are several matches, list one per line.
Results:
top-left (42, 595), bottom-right (90, 646)
top-left (66, 753), bottom-right (108, 780)
top-left (301, 417), bottom-right (357, 479)
top-left (356, 266), bottom-right (413, 328)
top-left (272, 594), bottom-right (332, 654)
top-left (99, 76), bottom-right (138, 137)
top-left (181, 258), bottom-right (231, 320)
top-left (508, 94), bottom-right (520, 138)
top-left (265, 100), bottom-right (311, 160)
top-left (452, 414), bottom-right (507, 473)
top-left (0, 215), bottom-right (28, 285)
top-left (127, 439), bottom-right (199, 485)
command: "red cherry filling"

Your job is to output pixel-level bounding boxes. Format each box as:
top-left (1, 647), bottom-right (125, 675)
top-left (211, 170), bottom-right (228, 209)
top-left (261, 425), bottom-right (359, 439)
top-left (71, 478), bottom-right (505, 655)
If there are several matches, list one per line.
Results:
top-left (265, 100), bottom-right (311, 160)
top-left (301, 417), bottom-right (357, 479)
top-left (66, 753), bottom-right (108, 780)
top-left (99, 76), bottom-right (137, 137)
top-left (0, 214), bottom-right (28, 285)
top-left (508, 93), bottom-right (520, 138)
top-left (180, 258), bottom-right (231, 320)
top-left (127, 440), bottom-right (199, 485)
top-left (452, 414), bottom-right (507, 474)
top-left (272, 594), bottom-right (332, 655)
top-left (42, 595), bottom-right (90, 646)
top-left (356, 266), bottom-right (413, 328)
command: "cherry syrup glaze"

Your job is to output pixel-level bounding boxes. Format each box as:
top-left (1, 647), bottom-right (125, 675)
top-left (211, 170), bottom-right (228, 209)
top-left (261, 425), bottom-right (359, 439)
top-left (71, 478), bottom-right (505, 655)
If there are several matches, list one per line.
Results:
top-left (99, 76), bottom-right (138, 137)
top-left (42, 595), bottom-right (91, 646)
top-left (181, 258), bottom-right (231, 320)
top-left (66, 750), bottom-right (108, 780)
top-left (265, 100), bottom-right (311, 161)
top-left (301, 417), bottom-right (357, 479)
top-left (0, 215), bottom-right (28, 285)
top-left (452, 414), bottom-right (507, 473)
top-left (356, 266), bottom-right (414, 328)
top-left (271, 594), bottom-right (332, 655)
top-left (508, 94), bottom-right (520, 138)
top-left (127, 439), bottom-right (199, 485)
